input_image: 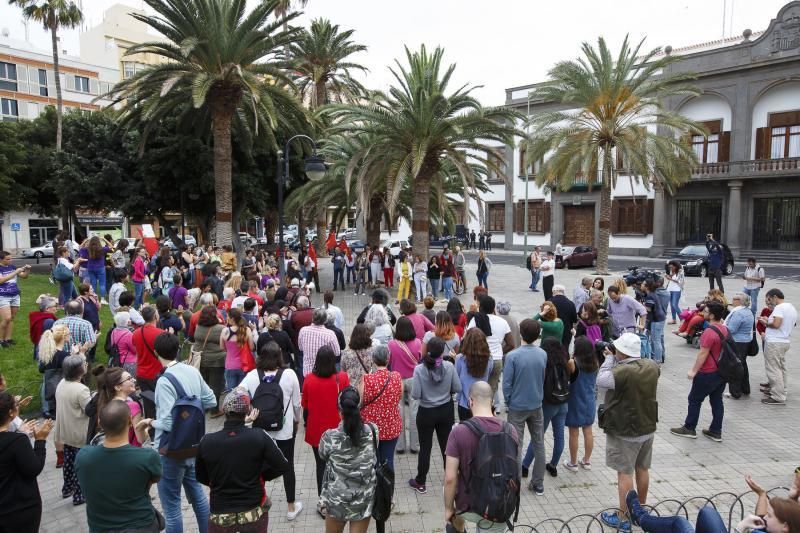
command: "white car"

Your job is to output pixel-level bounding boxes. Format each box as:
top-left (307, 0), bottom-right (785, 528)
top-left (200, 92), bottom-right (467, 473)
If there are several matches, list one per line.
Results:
top-left (337, 228), bottom-right (357, 240)
top-left (238, 232), bottom-right (256, 247)
top-left (21, 241), bottom-right (80, 259)
top-left (164, 235), bottom-right (197, 249)
top-left (381, 239), bottom-right (411, 258)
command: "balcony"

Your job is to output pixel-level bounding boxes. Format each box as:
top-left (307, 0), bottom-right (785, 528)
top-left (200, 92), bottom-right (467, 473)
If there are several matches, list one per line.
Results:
top-left (691, 158), bottom-right (800, 180)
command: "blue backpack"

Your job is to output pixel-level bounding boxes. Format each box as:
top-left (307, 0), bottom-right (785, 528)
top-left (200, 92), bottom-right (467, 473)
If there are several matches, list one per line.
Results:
top-left (158, 369), bottom-right (205, 459)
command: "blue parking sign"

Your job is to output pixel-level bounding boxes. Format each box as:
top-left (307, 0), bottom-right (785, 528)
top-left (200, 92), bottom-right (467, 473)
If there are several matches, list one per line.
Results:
top-left (10, 223), bottom-right (20, 231)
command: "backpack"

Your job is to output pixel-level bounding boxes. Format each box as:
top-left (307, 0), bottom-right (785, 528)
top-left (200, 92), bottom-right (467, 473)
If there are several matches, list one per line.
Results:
top-left (581, 320), bottom-right (602, 345)
top-left (525, 255), bottom-right (532, 271)
top-left (369, 424), bottom-right (395, 522)
top-left (759, 266), bottom-right (766, 288)
top-left (252, 369), bottom-right (289, 431)
top-left (460, 419), bottom-right (520, 530)
top-left (543, 361), bottom-right (570, 404)
top-left (708, 325), bottom-right (744, 383)
top-left (104, 326), bottom-right (122, 367)
top-left (157, 369), bottom-right (206, 459)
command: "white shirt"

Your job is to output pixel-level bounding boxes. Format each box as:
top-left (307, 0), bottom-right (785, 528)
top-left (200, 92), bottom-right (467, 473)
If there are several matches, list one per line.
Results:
top-left (466, 314), bottom-right (511, 360)
top-left (667, 270), bottom-right (684, 292)
top-left (765, 302), bottom-right (797, 344)
top-left (325, 303), bottom-right (345, 330)
top-left (744, 265), bottom-right (765, 290)
top-left (58, 257), bottom-right (77, 270)
top-left (239, 368), bottom-right (301, 441)
top-left (540, 259), bottom-right (555, 277)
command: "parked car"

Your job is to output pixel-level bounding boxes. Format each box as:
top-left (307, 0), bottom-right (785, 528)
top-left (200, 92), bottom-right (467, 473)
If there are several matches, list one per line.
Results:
top-left (238, 232), bottom-right (257, 247)
top-left (665, 243), bottom-right (734, 277)
top-left (380, 239), bottom-right (410, 258)
top-left (113, 238), bottom-right (137, 252)
top-left (163, 235), bottom-right (197, 249)
top-left (555, 245), bottom-right (597, 269)
top-left (346, 239), bottom-right (367, 254)
top-left (337, 228), bottom-right (357, 240)
top-left (408, 234), bottom-right (455, 250)
top-left (21, 241), bottom-right (80, 259)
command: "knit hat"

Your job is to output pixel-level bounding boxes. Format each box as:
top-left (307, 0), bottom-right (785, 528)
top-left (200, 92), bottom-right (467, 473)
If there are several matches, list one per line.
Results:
top-left (496, 301), bottom-right (511, 315)
top-left (612, 332), bottom-right (641, 359)
top-left (223, 387), bottom-right (251, 415)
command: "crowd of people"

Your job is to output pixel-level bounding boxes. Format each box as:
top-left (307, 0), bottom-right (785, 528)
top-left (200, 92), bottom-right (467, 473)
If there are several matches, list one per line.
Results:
top-left (0, 232), bottom-right (797, 533)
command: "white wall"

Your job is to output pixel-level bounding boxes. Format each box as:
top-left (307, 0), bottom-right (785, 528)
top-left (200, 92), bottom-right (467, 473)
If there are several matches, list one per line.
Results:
top-left (678, 95), bottom-right (732, 131)
top-left (610, 235), bottom-right (653, 249)
top-left (751, 81), bottom-right (800, 158)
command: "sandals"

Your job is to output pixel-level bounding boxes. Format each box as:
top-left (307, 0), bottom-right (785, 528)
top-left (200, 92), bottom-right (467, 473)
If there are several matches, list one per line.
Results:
top-left (579, 459), bottom-right (592, 470)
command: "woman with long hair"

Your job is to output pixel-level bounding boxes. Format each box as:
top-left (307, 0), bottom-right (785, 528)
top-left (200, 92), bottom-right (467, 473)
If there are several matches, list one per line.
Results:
top-left (219, 308), bottom-right (256, 390)
top-left (319, 386), bottom-right (377, 533)
top-left (79, 236), bottom-right (112, 301)
top-left (302, 346), bottom-right (350, 516)
top-left (534, 301), bottom-right (564, 344)
top-left (476, 250), bottom-right (491, 289)
top-left (387, 316), bottom-right (422, 455)
top-left (564, 336), bottom-right (598, 472)
top-left (421, 310), bottom-right (460, 358)
top-left (446, 297), bottom-right (467, 338)
top-left (38, 324), bottom-right (71, 426)
top-left (665, 260), bottom-right (685, 324)
top-left (341, 324), bottom-right (376, 387)
top-left (409, 337), bottom-right (461, 494)
top-left (454, 328), bottom-right (492, 421)
top-left (55, 245), bottom-right (82, 306)
top-left (195, 305), bottom-right (227, 417)
top-left (93, 366), bottom-right (148, 446)
top-left (427, 256), bottom-right (441, 300)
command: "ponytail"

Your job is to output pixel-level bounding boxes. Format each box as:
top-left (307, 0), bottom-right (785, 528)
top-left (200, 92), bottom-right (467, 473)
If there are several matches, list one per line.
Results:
top-left (338, 386), bottom-right (363, 447)
top-left (227, 308), bottom-right (250, 349)
top-left (38, 324), bottom-right (69, 366)
top-left (424, 337), bottom-right (446, 369)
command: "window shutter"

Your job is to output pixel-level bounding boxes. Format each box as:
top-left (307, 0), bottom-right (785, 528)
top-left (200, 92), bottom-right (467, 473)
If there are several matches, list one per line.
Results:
top-left (519, 146), bottom-right (527, 177)
top-left (768, 111), bottom-right (800, 128)
top-left (646, 199), bottom-right (655, 234)
top-left (611, 199), bottom-right (619, 234)
top-left (46, 70), bottom-right (56, 95)
top-left (64, 74), bottom-right (75, 92)
top-left (16, 65), bottom-right (29, 94)
top-left (543, 202), bottom-right (551, 233)
top-left (513, 202), bottom-right (520, 233)
top-left (719, 131), bottom-right (731, 162)
top-left (89, 78), bottom-right (99, 95)
top-left (703, 120), bottom-right (722, 134)
top-left (754, 127), bottom-right (770, 160)
top-left (616, 150), bottom-right (624, 170)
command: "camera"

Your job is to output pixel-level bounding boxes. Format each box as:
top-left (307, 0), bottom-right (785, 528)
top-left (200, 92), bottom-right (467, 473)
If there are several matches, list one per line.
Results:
top-left (595, 341), bottom-right (616, 357)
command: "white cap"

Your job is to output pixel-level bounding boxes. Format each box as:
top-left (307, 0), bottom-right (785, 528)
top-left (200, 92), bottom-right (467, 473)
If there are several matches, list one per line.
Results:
top-left (612, 332), bottom-right (641, 359)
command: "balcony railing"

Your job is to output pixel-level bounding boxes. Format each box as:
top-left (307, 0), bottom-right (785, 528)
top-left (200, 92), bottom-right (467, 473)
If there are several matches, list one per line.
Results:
top-left (692, 157), bottom-right (800, 179)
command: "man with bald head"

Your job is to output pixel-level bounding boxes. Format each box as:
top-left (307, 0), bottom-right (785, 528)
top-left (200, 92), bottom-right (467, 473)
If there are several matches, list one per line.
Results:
top-left (444, 382), bottom-right (520, 532)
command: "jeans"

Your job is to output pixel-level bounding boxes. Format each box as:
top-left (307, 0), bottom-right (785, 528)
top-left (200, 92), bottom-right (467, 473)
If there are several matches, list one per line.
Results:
top-left (414, 401), bottom-right (454, 485)
top-left (429, 278), bottom-right (440, 299)
top-left (86, 267), bottom-right (107, 298)
top-left (158, 456), bottom-right (209, 533)
top-left (530, 269), bottom-right (540, 290)
top-left (669, 290), bottom-right (682, 321)
top-left (650, 321), bottom-right (665, 363)
top-left (442, 277), bottom-right (453, 300)
top-left (523, 402), bottom-right (567, 469)
top-left (224, 368), bottom-right (246, 391)
top-left (684, 371), bottom-right (725, 434)
top-left (346, 266), bottom-right (355, 284)
top-left (414, 277), bottom-right (426, 301)
top-left (632, 505), bottom-right (727, 533)
top-left (378, 438), bottom-right (398, 470)
top-left (397, 378), bottom-right (419, 452)
top-left (507, 407), bottom-right (545, 484)
top-left (476, 271), bottom-right (488, 289)
top-left (58, 279), bottom-right (76, 306)
top-left (333, 268), bottom-right (344, 290)
top-left (134, 281), bottom-right (145, 309)
top-left (707, 267), bottom-right (724, 293)
top-left (728, 342), bottom-right (751, 398)
top-left (743, 287), bottom-right (760, 316)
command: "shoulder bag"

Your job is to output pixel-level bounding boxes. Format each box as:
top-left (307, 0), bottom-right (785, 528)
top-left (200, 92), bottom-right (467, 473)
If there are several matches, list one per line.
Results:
top-left (362, 372), bottom-right (392, 409)
top-left (187, 326), bottom-right (213, 369)
top-left (396, 341), bottom-right (420, 366)
top-left (370, 423), bottom-right (395, 522)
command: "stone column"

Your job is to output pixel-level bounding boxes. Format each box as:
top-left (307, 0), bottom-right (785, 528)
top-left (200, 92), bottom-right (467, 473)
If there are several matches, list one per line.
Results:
top-left (726, 180), bottom-right (743, 257)
top-left (649, 183), bottom-right (667, 257)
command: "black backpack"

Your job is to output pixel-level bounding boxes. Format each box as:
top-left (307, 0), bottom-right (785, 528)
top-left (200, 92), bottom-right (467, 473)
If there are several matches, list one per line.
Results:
top-left (525, 255), bottom-right (532, 270)
top-left (461, 419), bottom-right (520, 530)
top-left (252, 369), bottom-right (289, 431)
top-left (708, 325), bottom-right (744, 383)
top-left (544, 361), bottom-right (570, 404)
top-left (104, 326), bottom-right (122, 367)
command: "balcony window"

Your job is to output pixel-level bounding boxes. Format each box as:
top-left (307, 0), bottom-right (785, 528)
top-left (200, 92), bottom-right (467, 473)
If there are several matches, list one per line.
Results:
top-left (75, 75), bottom-right (90, 93)
top-left (690, 120), bottom-right (724, 163)
top-left (487, 203), bottom-right (505, 231)
top-left (38, 69), bottom-right (48, 97)
top-left (1, 98), bottom-right (19, 122)
top-left (0, 62), bottom-right (17, 92)
top-left (770, 125), bottom-right (800, 159)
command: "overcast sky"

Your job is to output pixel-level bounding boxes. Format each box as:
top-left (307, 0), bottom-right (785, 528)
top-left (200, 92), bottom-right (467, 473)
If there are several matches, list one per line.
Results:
top-left (0, 0), bottom-right (790, 105)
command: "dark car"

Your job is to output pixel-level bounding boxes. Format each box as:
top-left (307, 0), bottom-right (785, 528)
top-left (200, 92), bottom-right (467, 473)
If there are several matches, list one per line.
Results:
top-left (665, 243), bottom-right (735, 277)
top-left (555, 245), bottom-right (597, 269)
top-left (408, 234), bottom-right (456, 249)
top-left (346, 239), bottom-right (367, 254)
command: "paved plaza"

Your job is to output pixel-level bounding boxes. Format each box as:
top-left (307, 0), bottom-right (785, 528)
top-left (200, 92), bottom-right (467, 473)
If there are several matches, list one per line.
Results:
top-left (36, 258), bottom-right (800, 532)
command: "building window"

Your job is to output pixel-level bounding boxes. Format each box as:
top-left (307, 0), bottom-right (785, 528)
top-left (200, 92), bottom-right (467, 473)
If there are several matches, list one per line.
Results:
top-left (38, 69), bottom-right (48, 96)
top-left (487, 203), bottom-right (505, 232)
top-left (486, 150), bottom-right (505, 183)
top-left (514, 201), bottom-right (549, 234)
top-left (1, 98), bottom-right (19, 122)
top-left (123, 62), bottom-right (136, 79)
top-left (75, 75), bottom-right (90, 93)
top-left (611, 198), bottom-right (654, 235)
top-left (770, 125), bottom-right (800, 159)
top-left (690, 120), bottom-right (722, 163)
top-left (0, 61), bottom-right (17, 91)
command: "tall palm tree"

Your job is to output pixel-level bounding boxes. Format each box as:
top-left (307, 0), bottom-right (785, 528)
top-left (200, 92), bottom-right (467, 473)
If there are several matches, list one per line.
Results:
top-left (274, 0), bottom-right (307, 30)
top-left (10, 0), bottom-right (83, 151)
top-left (523, 36), bottom-right (704, 274)
top-left (327, 45), bottom-right (520, 259)
top-left (285, 18), bottom-right (367, 254)
top-left (108, 0), bottom-right (310, 249)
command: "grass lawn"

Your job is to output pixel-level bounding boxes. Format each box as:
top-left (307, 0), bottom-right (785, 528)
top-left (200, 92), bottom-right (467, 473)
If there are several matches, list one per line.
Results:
top-left (1, 273), bottom-right (118, 415)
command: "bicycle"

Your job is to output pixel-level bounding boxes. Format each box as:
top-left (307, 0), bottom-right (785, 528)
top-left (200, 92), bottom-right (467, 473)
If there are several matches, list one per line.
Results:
top-left (454, 269), bottom-right (466, 295)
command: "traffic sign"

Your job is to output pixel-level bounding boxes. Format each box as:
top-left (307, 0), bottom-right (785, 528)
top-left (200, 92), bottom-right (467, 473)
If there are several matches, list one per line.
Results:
top-left (10, 223), bottom-right (20, 231)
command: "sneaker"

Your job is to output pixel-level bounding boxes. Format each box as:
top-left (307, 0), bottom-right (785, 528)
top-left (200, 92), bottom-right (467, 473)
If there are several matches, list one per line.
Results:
top-left (408, 478), bottom-right (427, 494)
top-left (100, 299), bottom-right (108, 305)
top-left (625, 490), bottom-right (643, 527)
top-left (670, 426), bottom-right (697, 439)
top-left (521, 466), bottom-right (529, 478)
top-left (529, 482), bottom-right (544, 495)
top-left (286, 501), bottom-right (304, 521)
top-left (600, 511), bottom-right (631, 532)
top-left (579, 459), bottom-right (592, 470)
top-left (702, 429), bottom-right (722, 442)
top-left (545, 463), bottom-right (558, 477)
top-left (563, 460), bottom-right (579, 472)
top-left (762, 397), bottom-right (786, 406)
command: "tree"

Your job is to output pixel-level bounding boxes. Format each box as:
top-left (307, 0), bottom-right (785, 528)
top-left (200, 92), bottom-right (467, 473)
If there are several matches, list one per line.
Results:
top-left (108, 0), bottom-right (311, 251)
top-left (284, 17), bottom-right (368, 254)
top-left (522, 36), bottom-right (704, 274)
top-left (327, 45), bottom-right (520, 259)
top-left (274, 0), bottom-right (307, 31)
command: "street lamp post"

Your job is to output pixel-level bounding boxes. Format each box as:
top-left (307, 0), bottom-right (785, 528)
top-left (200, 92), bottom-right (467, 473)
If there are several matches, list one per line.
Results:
top-left (522, 94), bottom-right (532, 267)
top-left (276, 135), bottom-right (326, 285)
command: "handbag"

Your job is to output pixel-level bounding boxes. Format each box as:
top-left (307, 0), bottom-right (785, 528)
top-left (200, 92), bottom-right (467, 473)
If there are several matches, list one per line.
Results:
top-left (187, 327), bottom-right (213, 369)
top-left (369, 424), bottom-right (395, 522)
top-left (53, 262), bottom-right (74, 282)
top-left (747, 326), bottom-right (759, 357)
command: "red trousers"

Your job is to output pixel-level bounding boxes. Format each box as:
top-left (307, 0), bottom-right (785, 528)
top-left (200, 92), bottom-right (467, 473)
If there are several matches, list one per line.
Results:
top-left (383, 267), bottom-right (394, 287)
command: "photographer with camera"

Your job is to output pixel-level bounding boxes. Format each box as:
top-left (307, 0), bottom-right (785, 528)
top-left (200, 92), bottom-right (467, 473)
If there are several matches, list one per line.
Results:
top-left (596, 333), bottom-right (660, 532)
top-left (706, 233), bottom-right (725, 293)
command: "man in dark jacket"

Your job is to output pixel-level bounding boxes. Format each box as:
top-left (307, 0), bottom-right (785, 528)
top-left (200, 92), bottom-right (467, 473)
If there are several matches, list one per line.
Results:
top-left (549, 284), bottom-right (578, 349)
top-left (196, 387), bottom-right (289, 531)
top-left (705, 234), bottom-right (725, 293)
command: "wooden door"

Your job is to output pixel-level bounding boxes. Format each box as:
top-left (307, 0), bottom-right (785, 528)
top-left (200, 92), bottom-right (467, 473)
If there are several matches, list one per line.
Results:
top-left (563, 206), bottom-right (595, 245)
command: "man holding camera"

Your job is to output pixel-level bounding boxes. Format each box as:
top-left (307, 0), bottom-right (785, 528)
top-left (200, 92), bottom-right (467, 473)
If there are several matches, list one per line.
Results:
top-left (596, 333), bottom-right (660, 532)
top-left (705, 233), bottom-right (725, 293)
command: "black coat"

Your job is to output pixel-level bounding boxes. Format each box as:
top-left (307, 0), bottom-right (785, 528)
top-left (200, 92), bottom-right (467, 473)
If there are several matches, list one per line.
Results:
top-left (550, 294), bottom-right (578, 347)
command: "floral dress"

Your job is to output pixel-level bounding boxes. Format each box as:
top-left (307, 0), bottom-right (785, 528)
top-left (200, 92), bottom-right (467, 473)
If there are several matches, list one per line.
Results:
top-left (340, 347), bottom-right (375, 386)
top-left (361, 368), bottom-right (402, 441)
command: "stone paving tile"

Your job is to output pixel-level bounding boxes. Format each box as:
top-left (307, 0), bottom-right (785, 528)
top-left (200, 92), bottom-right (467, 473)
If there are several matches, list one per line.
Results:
top-left (31, 259), bottom-right (800, 531)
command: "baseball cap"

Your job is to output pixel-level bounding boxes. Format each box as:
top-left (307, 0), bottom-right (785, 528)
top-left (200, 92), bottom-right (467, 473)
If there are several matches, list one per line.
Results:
top-left (223, 387), bottom-right (251, 415)
top-left (612, 332), bottom-right (641, 359)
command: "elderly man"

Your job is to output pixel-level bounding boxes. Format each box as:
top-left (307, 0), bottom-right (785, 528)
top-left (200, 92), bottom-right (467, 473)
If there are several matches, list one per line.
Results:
top-left (53, 300), bottom-right (96, 354)
top-left (289, 295), bottom-right (314, 346)
top-left (597, 333), bottom-right (660, 532)
top-left (606, 286), bottom-right (646, 338)
top-left (297, 307), bottom-right (341, 376)
top-left (759, 288), bottom-right (796, 406)
top-left (528, 246), bottom-right (542, 292)
top-left (550, 285), bottom-right (578, 349)
top-left (573, 277), bottom-right (592, 312)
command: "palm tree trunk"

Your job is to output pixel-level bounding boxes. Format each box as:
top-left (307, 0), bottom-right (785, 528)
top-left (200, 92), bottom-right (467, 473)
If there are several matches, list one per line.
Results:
top-left (264, 211), bottom-right (277, 245)
top-left (315, 216), bottom-right (327, 256)
top-left (597, 163), bottom-right (612, 275)
top-left (50, 26), bottom-right (63, 151)
top-left (412, 174), bottom-right (432, 259)
top-left (366, 195), bottom-right (382, 246)
top-left (211, 107), bottom-right (234, 248)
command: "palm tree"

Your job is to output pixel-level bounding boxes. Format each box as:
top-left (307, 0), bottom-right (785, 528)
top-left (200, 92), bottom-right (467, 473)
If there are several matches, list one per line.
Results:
top-left (275, 0), bottom-right (307, 30)
top-left (285, 18), bottom-right (367, 254)
top-left (10, 0), bottom-right (83, 151)
top-left (522, 36), bottom-right (705, 274)
top-left (108, 0), bottom-right (310, 249)
top-left (327, 45), bottom-right (520, 259)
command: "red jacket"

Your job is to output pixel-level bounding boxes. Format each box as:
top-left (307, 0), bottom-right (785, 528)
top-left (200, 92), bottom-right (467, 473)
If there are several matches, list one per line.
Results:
top-left (133, 325), bottom-right (165, 380)
top-left (301, 371), bottom-right (350, 447)
top-left (29, 311), bottom-right (57, 346)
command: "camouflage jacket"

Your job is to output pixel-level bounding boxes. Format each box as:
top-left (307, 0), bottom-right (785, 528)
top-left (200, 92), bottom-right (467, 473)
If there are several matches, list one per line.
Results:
top-left (319, 423), bottom-right (378, 521)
